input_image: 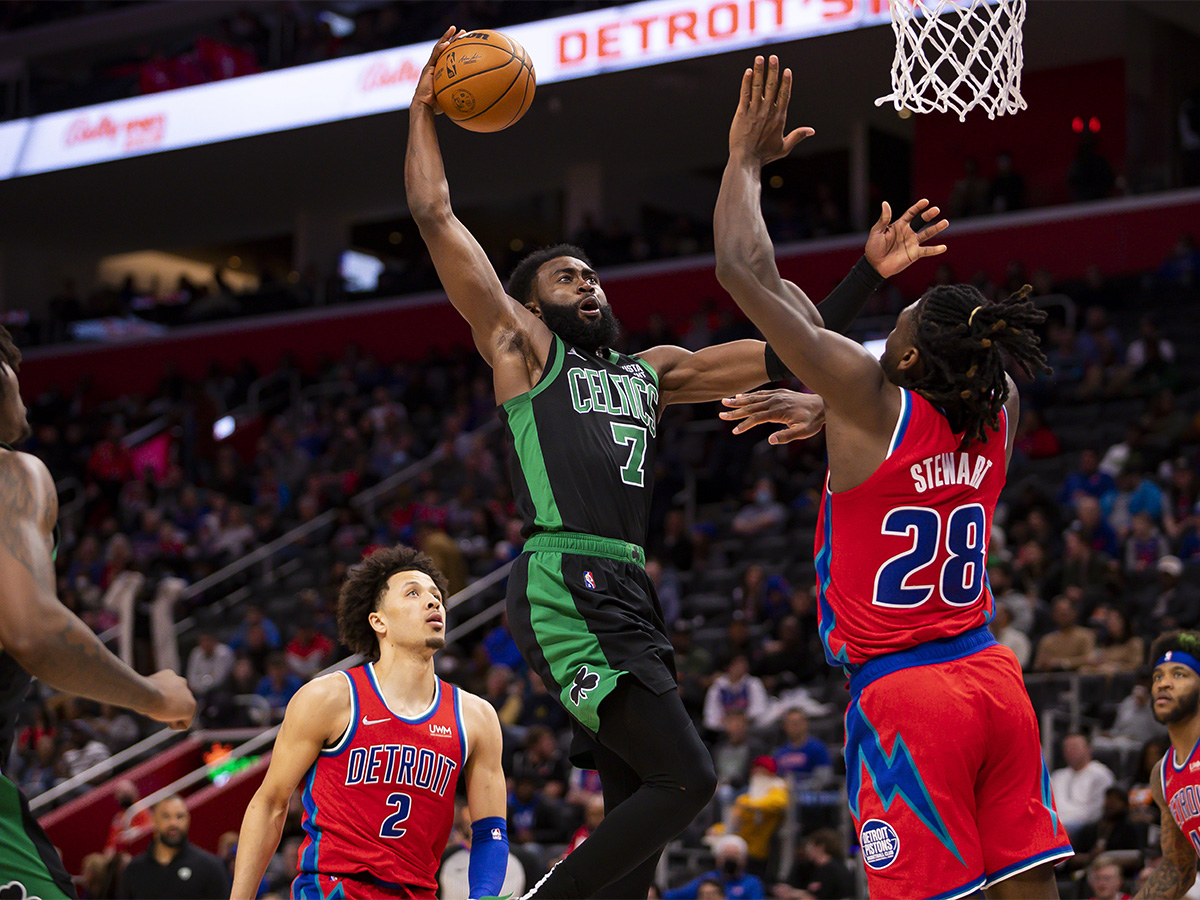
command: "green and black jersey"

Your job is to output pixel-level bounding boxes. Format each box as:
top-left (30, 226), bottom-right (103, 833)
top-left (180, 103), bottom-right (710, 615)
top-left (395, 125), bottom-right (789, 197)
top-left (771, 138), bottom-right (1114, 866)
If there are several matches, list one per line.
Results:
top-left (500, 335), bottom-right (675, 742)
top-left (499, 334), bottom-right (660, 543)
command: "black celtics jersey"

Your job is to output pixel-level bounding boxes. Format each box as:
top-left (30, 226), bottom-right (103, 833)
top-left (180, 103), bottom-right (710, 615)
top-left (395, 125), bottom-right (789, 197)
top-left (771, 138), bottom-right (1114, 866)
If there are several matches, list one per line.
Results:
top-left (500, 335), bottom-right (660, 543)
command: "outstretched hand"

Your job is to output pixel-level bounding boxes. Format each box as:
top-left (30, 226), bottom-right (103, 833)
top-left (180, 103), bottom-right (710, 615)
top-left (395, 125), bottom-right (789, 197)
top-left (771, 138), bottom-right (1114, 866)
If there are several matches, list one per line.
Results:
top-left (729, 55), bottom-right (814, 167)
top-left (865, 199), bottom-right (949, 279)
top-left (720, 389), bottom-right (825, 444)
top-left (412, 26), bottom-right (457, 112)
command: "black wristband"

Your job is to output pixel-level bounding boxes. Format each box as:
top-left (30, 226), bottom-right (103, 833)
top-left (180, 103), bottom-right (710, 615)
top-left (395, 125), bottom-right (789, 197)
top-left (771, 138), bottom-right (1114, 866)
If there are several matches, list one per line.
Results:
top-left (817, 255), bottom-right (885, 335)
top-left (764, 342), bottom-right (792, 382)
top-left (854, 255), bottom-right (886, 289)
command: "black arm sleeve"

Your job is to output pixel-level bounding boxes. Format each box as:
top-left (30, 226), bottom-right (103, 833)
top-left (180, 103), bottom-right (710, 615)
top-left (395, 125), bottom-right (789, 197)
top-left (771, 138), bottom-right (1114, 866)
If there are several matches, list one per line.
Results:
top-left (815, 256), bottom-right (885, 335)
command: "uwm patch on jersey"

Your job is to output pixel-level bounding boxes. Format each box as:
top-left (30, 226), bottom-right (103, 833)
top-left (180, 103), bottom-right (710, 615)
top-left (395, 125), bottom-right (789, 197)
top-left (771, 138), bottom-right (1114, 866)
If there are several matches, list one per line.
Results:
top-left (295, 665), bottom-right (466, 894)
top-left (815, 389), bottom-right (1009, 667)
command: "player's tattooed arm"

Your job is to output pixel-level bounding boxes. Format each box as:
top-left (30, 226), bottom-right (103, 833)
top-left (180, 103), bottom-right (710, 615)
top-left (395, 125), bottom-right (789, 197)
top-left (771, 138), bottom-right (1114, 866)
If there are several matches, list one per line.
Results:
top-left (1136, 760), bottom-right (1197, 899)
top-left (0, 452), bottom-right (193, 728)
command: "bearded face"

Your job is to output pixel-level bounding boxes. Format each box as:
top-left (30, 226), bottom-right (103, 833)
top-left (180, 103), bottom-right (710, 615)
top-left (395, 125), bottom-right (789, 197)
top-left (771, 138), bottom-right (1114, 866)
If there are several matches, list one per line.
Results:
top-left (537, 296), bottom-right (621, 353)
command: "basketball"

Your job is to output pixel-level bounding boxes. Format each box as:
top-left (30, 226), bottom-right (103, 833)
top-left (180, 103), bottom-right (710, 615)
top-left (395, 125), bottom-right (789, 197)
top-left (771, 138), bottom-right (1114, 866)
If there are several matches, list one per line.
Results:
top-left (433, 29), bottom-right (535, 133)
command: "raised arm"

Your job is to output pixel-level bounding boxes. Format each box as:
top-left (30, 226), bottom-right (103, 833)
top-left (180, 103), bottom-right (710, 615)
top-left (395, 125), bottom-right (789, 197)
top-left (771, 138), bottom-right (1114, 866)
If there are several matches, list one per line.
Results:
top-left (0, 450), bottom-right (194, 728)
top-left (231, 674), bottom-right (349, 899)
top-left (406, 27), bottom-right (550, 396)
top-left (714, 56), bottom-right (944, 426)
top-left (640, 265), bottom-right (876, 408)
top-left (1135, 759), bottom-right (1196, 899)
top-left (642, 218), bottom-right (923, 409)
top-left (461, 693), bottom-right (508, 900)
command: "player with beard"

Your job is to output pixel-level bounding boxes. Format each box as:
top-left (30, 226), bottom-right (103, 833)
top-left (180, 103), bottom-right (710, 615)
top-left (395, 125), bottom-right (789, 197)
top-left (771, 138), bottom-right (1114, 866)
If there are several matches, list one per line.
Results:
top-left (1135, 631), bottom-right (1200, 898)
top-left (407, 30), bottom-right (943, 900)
top-left (231, 546), bottom-right (507, 899)
top-left (0, 324), bottom-right (194, 900)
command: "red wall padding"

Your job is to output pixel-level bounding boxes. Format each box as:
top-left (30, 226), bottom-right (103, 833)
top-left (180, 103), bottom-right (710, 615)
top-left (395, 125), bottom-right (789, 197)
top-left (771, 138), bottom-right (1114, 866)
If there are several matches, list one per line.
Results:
top-left (21, 189), bottom-right (1197, 405)
top-left (912, 59), bottom-right (1128, 210)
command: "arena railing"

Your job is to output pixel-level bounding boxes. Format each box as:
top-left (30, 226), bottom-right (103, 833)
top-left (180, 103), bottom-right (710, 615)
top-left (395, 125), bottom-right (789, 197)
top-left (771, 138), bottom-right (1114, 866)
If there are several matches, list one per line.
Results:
top-left (32, 552), bottom-right (513, 822)
top-left (28, 725), bottom-right (187, 813)
top-left (35, 416), bottom-right (501, 815)
top-left (95, 417), bottom-right (500, 648)
top-left (245, 367), bottom-right (301, 418)
top-left (117, 560), bottom-right (514, 829)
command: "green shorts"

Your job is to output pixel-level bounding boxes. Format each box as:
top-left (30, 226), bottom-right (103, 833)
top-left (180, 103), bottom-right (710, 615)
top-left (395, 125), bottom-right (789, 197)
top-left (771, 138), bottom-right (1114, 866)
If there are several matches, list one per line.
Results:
top-left (0, 771), bottom-right (77, 899)
top-left (506, 532), bottom-right (677, 750)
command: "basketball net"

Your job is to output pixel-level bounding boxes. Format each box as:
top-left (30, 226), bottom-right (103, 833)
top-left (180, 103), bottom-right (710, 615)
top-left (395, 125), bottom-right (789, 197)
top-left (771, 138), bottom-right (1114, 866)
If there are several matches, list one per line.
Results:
top-left (875, 0), bottom-right (1027, 122)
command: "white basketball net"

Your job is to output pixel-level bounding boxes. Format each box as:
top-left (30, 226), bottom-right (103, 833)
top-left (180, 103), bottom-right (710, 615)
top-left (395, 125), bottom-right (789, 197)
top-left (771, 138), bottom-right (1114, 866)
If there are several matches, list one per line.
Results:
top-left (875, 0), bottom-right (1027, 122)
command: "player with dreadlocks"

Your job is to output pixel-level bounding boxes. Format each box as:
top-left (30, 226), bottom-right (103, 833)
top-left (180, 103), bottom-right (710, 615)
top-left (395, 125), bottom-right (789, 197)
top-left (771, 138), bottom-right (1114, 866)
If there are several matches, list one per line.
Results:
top-left (714, 56), bottom-right (1069, 899)
top-left (896, 282), bottom-right (1049, 447)
top-left (1133, 631), bottom-right (1200, 899)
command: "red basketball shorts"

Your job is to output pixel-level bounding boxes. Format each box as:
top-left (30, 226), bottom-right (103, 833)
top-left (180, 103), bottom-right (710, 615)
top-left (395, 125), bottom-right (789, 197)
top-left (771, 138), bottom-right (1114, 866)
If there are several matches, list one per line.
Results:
top-left (292, 872), bottom-right (436, 899)
top-left (844, 628), bottom-right (1073, 899)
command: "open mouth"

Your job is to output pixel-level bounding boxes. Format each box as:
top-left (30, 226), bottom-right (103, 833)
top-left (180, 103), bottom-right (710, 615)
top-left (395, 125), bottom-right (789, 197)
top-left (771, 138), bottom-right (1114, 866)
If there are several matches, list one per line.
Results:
top-left (579, 297), bottom-right (601, 317)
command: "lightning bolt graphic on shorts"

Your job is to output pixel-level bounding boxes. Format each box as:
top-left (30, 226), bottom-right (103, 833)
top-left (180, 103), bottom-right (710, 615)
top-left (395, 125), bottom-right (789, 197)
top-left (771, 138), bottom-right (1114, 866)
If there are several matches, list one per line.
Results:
top-left (845, 702), bottom-right (965, 867)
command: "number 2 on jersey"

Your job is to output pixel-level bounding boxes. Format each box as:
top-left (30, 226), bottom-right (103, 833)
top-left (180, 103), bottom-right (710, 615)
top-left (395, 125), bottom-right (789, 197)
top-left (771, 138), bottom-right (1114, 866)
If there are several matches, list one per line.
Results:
top-left (610, 423), bottom-right (647, 487)
top-left (872, 503), bottom-right (986, 608)
top-left (380, 792), bottom-right (412, 839)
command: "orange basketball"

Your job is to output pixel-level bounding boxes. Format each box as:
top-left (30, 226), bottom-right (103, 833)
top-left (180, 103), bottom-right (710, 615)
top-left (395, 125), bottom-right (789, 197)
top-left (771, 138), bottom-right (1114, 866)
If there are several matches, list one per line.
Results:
top-left (433, 29), bottom-right (535, 133)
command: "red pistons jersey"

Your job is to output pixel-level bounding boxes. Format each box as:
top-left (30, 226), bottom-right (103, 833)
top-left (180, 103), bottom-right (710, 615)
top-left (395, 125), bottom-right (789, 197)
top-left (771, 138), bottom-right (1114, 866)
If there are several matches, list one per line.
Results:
top-left (814, 388), bottom-right (1008, 667)
top-left (1162, 741), bottom-right (1200, 855)
top-left (295, 665), bottom-right (465, 896)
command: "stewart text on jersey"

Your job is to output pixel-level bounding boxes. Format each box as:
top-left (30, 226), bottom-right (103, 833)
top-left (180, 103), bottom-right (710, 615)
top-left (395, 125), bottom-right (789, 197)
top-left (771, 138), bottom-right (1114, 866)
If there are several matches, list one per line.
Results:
top-left (815, 388), bottom-right (1009, 666)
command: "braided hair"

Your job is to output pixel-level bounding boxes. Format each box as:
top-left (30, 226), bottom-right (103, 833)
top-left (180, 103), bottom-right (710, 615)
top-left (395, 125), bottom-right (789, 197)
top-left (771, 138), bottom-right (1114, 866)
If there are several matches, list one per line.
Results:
top-left (907, 283), bottom-right (1051, 447)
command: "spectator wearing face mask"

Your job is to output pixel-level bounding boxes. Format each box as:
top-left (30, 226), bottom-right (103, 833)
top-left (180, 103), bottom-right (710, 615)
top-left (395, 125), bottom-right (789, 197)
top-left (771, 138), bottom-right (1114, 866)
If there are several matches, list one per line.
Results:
top-left (731, 479), bottom-right (787, 537)
top-left (665, 835), bottom-right (765, 900)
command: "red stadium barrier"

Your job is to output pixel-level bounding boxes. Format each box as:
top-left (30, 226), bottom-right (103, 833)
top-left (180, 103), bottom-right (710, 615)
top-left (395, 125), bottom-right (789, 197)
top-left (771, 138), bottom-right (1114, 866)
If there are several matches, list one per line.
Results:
top-left (38, 736), bottom-right (208, 875)
top-left (19, 189), bottom-right (1200, 403)
top-left (118, 753), bottom-right (271, 862)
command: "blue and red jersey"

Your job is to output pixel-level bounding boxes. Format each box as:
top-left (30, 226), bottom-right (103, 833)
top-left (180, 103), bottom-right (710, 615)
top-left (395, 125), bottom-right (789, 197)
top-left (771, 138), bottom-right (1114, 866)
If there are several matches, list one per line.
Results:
top-left (815, 388), bottom-right (1009, 667)
top-left (1162, 740), bottom-right (1200, 856)
top-left (295, 665), bottom-right (465, 896)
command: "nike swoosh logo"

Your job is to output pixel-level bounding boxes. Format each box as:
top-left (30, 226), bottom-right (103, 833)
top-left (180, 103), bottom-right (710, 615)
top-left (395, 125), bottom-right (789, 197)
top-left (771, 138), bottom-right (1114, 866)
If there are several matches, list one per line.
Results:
top-left (362, 716), bottom-right (390, 726)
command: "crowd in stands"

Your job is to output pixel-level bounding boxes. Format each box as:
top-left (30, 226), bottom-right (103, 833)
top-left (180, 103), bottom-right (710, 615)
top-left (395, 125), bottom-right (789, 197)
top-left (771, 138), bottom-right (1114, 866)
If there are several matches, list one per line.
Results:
top-left (24, 144), bottom-right (1132, 352)
top-left (4, 234), bottom-right (1200, 896)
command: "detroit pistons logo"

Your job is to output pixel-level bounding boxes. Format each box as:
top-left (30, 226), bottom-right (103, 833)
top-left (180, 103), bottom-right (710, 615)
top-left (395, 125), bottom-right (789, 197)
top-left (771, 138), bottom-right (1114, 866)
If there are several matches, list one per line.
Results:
top-left (860, 819), bottom-right (900, 870)
top-left (570, 665), bottom-right (600, 705)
